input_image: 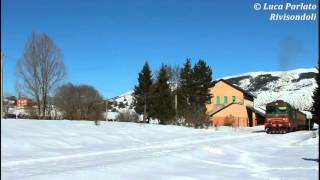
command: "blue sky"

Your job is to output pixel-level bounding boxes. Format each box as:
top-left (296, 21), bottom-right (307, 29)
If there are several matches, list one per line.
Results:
top-left (1, 0), bottom-right (318, 98)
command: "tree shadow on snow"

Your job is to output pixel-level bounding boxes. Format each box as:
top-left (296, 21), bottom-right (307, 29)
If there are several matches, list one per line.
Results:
top-left (251, 130), bottom-right (266, 133)
top-left (302, 158), bottom-right (319, 163)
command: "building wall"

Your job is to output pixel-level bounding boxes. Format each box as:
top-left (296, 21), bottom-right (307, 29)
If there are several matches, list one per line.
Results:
top-left (252, 112), bottom-right (257, 126)
top-left (206, 81), bottom-right (244, 114)
top-left (211, 104), bottom-right (249, 127)
top-left (244, 98), bottom-right (253, 108)
top-left (206, 80), bottom-right (259, 127)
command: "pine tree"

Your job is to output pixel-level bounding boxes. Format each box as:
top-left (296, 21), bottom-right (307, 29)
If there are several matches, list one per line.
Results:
top-left (132, 62), bottom-right (153, 121)
top-left (150, 65), bottom-right (174, 124)
top-left (312, 59), bottom-right (319, 124)
top-left (177, 59), bottom-right (194, 125)
top-left (192, 59), bottom-right (213, 105)
top-left (191, 60), bottom-right (213, 128)
top-left (177, 59), bottom-right (213, 128)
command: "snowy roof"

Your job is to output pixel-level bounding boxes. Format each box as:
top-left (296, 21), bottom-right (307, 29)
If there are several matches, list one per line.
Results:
top-left (301, 111), bottom-right (313, 119)
top-left (247, 106), bottom-right (265, 117)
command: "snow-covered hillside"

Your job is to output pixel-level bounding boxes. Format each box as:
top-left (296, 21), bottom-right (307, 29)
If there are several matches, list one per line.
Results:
top-left (1, 119), bottom-right (318, 179)
top-left (109, 90), bottom-right (134, 112)
top-left (112, 68), bottom-right (318, 112)
top-left (222, 68), bottom-right (318, 110)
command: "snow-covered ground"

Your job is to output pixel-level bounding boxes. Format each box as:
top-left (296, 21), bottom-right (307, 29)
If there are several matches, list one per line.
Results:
top-left (1, 119), bottom-right (318, 180)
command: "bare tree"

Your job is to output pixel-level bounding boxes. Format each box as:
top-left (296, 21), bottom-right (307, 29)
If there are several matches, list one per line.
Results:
top-left (15, 32), bottom-right (66, 118)
top-left (54, 83), bottom-right (78, 119)
top-left (54, 83), bottom-right (105, 120)
top-left (167, 64), bottom-right (181, 90)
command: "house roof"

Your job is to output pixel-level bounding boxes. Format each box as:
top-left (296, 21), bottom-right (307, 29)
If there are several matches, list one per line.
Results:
top-left (213, 79), bottom-right (256, 98)
top-left (247, 106), bottom-right (266, 117)
top-left (301, 111), bottom-right (312, 119)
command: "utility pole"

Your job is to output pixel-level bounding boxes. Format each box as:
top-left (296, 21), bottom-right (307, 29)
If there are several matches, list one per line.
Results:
top-left (105, 100), bottom-right (108, 122)
top-left (175, 93), bottom-right (178, 124)
top-left (309, 118), bottom-right (310, 131)
top-left (1, 52), bottom-right (3, 119)
top-left (143, 94), bottom-right (147, 123)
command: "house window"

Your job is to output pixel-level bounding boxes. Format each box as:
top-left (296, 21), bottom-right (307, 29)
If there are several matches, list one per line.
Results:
top-left (232, 96), bottom-right (236, 103)
top-left (224, 96), bottom-right (228, 105)
top-left (216, 96), bottom-right (220, 104)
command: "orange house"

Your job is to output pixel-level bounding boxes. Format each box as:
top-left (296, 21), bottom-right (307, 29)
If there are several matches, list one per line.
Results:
top-left (16, 98), bottom-right (29, 107)
top-left (206, 79), bottom-right (265, 127)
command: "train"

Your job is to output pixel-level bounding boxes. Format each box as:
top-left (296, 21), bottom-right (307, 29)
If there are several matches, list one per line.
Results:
top-left (264, 100), bottom-right (313, 134)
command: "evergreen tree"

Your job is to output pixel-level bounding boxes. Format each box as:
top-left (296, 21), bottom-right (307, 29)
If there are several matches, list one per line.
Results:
top-left (312, 59), bottom-right (319, 124)
top-left (177, 59), bottom-right (213, 128)
top-left (191, 60), bottom-right (213, 128)
top-left (192, 59), bottom-right (213, 105)
top-left (177, 59), bottom-right (194, 125)
top-left (150, 65), bottom-right (174, 124)
top-left (132, 62), bottom-right (153, 121)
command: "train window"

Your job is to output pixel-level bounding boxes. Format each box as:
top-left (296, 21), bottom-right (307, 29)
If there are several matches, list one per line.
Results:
top-left (266, 106), bottom-right (287, 114)
top-left (266, 106), bottom-right (277, 114)
top-left (278, 107), bottom-right (287, 114)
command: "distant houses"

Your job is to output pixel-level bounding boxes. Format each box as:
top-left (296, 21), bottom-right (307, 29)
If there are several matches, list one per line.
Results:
top-left (3, 96), bottom-right (63, 119)
top-left (16, 97), bottom-right (29, 107)
top-left (3, 96), bottom-right (17, 118)
top-left (206, 79), bottom-right (265, 127)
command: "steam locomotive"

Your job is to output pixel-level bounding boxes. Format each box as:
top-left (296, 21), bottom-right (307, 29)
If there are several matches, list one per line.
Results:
top-left (264, 100), bottom-right (313, 134)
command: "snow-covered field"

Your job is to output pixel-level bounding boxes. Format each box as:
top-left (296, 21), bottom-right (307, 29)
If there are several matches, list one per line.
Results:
top-left (1, 119), bottom-right (319, 180)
